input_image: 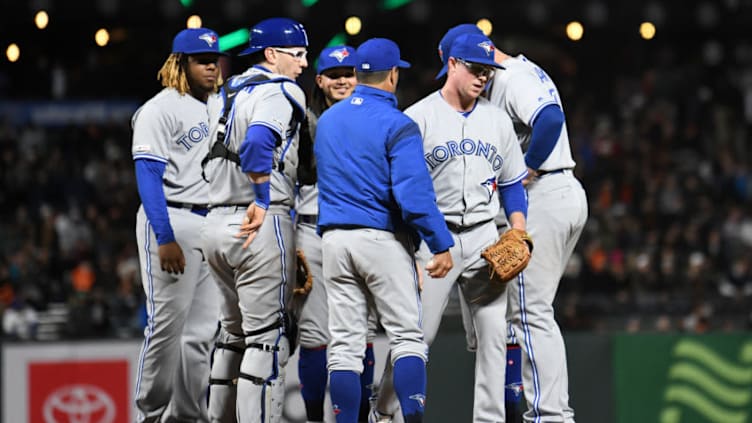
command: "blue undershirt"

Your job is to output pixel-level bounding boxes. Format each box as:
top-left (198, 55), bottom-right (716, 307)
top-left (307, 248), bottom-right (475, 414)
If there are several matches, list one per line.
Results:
top-left (525, 103), bottom-right (565, 170)
top-left (134, 158), bottom-right (174, 245)
top-left (499, 180), bottom-right (528, 219)
top-left (239, 124), bottom-right (279, 174)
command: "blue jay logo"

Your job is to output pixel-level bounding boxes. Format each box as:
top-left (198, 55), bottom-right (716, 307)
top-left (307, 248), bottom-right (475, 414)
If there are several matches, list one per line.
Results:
top-left (477, 41), bottom-right (495, 56)
top-left (481, 176), bottom-right (497, 200)
top-left (328, 47), bottom-right (350, 63)
top-left (409, 393), bottom-right (426, 408)
top-left (199, 32), bottom-right (218, 47)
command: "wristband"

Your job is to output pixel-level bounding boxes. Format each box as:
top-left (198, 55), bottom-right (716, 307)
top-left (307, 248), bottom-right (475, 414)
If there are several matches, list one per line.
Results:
top-left (252, 180), bottom-right (271, 210)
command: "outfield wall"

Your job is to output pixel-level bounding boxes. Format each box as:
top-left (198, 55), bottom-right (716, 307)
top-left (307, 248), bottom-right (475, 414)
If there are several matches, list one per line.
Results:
top-left (2, 330), bottom-right (750, 423)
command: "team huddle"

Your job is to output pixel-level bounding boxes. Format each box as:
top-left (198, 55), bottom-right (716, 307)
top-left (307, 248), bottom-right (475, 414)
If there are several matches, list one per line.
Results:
top-left (130, 16), bottom-right (587, 423)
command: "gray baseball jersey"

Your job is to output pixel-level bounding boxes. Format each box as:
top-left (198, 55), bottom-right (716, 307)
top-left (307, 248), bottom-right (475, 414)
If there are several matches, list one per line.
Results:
top-left (405, 91), bottom-right (527, 223)
top-left (401, 92), bottom-right (526, 422)
top-left (488, 54), bottom-right (588, 423)
top-left (131, 87), bottom-right (220, 423)
top-left (201, 66), bottom-right (305, 423)
top-left (204, 67), bottom-right (304, 208)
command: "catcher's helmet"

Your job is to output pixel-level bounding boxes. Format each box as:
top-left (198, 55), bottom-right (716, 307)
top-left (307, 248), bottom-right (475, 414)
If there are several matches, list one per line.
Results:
top-left (238, 17), bottom-right (308, 56)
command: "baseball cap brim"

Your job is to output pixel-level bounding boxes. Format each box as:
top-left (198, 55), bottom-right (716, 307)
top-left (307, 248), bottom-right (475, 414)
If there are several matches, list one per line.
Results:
top-left (237, 46), bottom-right (260, 56)
top-left (397, 59), bottom-right (411, 69)
top-left (460, 56), bottom-right (504, 69)
top-left (187, 49), bottom-right (228, 56)
top-left (434, 64), bottom-right (449, 80)
top-left (435, 59), bottom-right (503, 80)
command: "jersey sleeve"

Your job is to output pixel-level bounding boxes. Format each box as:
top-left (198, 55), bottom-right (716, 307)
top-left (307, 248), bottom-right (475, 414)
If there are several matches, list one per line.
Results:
top-left (496, 114), bottom-right (528, 186)
top-left (249, 84), bottom-right (296, 140)
top-left (131, 101), bottom-right (173, 163)
top-left (505, 71), bottom-right (558, 127)
top-left (388, 116), bottom-right (454, 253)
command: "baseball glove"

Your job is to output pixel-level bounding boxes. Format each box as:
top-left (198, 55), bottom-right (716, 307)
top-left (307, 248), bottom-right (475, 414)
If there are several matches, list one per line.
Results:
top-left (481, 228), bottom-right (533, 284)
top-left (293, 248), bottom-right (313, 295)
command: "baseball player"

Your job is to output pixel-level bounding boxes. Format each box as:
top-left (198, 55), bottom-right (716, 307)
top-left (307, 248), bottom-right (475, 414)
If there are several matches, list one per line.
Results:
top-left (315, 37), bottom-right (454, 423)
top-left (371, 33), bottom-right (530, 423)
top-left (295, 45), bottom-right (380, 423)
top-left (199, 17), bottom-right (308, 423)
top-left (131, 28), bottom-right (224, 423)
top-left (438, 23), bottom-right (589, 423)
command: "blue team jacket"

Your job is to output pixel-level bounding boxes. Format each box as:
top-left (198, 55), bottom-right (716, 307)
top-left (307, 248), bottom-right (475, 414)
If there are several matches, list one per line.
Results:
top-left (314, 85), bottom-right (454, 254)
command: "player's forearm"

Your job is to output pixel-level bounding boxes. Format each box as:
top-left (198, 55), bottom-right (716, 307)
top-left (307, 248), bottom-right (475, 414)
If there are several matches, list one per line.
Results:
top-left (507, 211), bottom-right (527, 231)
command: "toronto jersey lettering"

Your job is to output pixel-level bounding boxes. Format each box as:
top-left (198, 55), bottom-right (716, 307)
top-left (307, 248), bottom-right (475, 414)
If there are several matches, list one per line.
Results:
top-left (424, 138), bottom-right (505, 172)
top-left (405, 91), bottom-right (527, 227)
top-left (131, 87), bottom-right (213, 203)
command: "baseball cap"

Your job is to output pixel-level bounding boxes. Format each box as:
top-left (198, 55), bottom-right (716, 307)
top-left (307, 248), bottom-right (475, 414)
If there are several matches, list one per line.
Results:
top-left (435, 23), bottom-right (484, 79)
top-left (317, 45), bottom-right (358, 74)
top-left (356, 38), bottom-right (411, 72)
top-left (172, 28), bottom-right (227, 55)
top-left (448, 33), bottom-right (504, 70)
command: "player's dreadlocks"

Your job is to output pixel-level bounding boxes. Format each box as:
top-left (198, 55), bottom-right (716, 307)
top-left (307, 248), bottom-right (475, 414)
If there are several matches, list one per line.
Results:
top-left (157, 53), bottom-right (223, 95)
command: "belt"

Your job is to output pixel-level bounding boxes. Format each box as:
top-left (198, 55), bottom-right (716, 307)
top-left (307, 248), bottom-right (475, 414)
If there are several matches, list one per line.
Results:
top-left (209, 203), bottom-right (250, 211)
top-left (537, 168), bottom-right (568, 177)
top-left (166, 201), bottom-right (209, 216)
top-left (445, 219), bottom-right (490, 233)
top-left (298, 214), bottom-right (318, 225)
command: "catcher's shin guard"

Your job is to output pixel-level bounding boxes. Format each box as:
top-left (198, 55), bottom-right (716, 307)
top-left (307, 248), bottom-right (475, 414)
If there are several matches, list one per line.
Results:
top-left (237, 329), bottom-right (290, 422)
top-left (208, 329), bottom-right (245, 423)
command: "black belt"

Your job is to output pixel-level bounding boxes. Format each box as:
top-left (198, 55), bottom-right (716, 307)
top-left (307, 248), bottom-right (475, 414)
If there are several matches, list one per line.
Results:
top-left (166, 201), bottom-right (209, 216)
top-left (209, 203), bottom-right (250, 210)
top-left (298, 214), bottom-right (318, 225)
top-left (445, 219), bottom-right (490, 233)
top-left (537, 168), bottom-right (568, 177)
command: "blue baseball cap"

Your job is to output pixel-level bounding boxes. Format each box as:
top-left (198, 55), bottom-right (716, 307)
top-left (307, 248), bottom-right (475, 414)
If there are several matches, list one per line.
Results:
top-left (448, 33), bottom-right (504, 70)
top-left (172, 28), bottom-right (227, 55)
top-left (435, 24), bottom-right (483, 79)
top-left (356, 38), bottom-right (411, 72)
top-left (317, 45), bottom-right (358, 74)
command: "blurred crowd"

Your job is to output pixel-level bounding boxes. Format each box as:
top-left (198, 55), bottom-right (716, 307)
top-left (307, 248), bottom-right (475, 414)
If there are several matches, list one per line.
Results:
top-left (1, 39), bottom-right (751, 341)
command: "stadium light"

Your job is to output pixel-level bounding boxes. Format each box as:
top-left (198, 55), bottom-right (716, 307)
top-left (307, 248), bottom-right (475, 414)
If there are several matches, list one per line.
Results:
top-left (345, 16), bottom-right (361, 35)
top-left (95, 28), bottom-right (110, 47)
top-left (180, 0), bottom-right (194, 7)
top-left (219, 28), bottom-right (249, 52)
top-left (6, 44), bottom-right (20, 62)
top-left (382, 0), bottom-right (412, 10)
top-left (476, 19), bottom-right (492, 36)
top-left (186, 15), bottom-right (202, 28)
top-left (302, 0), bottom-right (319, 6)
top-left (566, 21), bottom-right (584, 41)
top-left (35, 11), bottom-right (49, 29)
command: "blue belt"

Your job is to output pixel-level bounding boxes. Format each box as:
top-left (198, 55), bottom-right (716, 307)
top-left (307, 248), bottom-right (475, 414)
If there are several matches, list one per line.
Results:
top-left (298, 214), bottom-right (318, 225)
top-left (167, 201), bottom-right (209, 216)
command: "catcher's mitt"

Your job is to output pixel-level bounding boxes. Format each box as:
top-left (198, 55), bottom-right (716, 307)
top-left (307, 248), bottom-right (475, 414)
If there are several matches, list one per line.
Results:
top-left (480, 228), bottom-right (533, 284)
top-left (293, 248), bottom-right (313, 295)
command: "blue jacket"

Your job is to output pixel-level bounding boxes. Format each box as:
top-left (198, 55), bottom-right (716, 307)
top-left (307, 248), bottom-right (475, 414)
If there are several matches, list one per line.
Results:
top-left (315, 85), bottom-right (454, 254)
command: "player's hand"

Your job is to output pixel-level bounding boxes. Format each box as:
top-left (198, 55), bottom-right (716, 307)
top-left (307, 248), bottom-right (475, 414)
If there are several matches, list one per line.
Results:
top-left (426, 250), bottom-right (453, 279)
top-left (236, 203), bottom-right (266, 249)
top-left (158, 242), bottom-right (186, 274)
top-left (522, 167), bottom-right (538, 187)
